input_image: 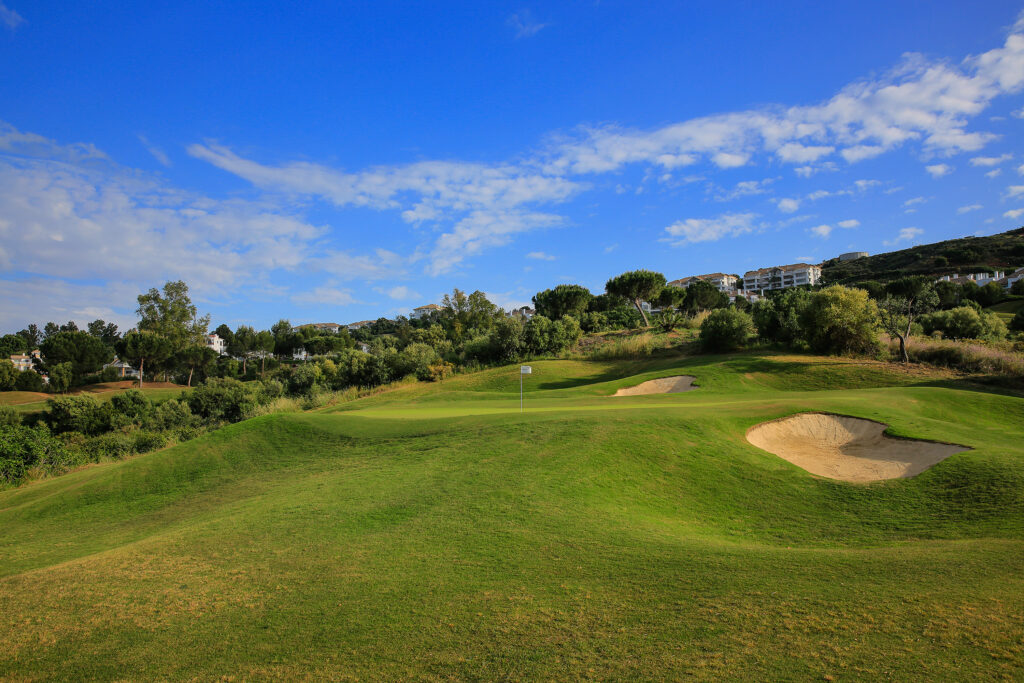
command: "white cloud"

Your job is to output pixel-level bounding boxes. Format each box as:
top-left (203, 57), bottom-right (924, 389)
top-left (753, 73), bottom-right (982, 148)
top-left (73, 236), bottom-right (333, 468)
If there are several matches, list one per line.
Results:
top-left (507, 10), bottom-right (548, 39)
top-left (970, 153), bottom-right (1012, 166)
top-left (0, 2), bottom-right (23, 29)
top-left (776, 197), bottom-right (800, 213)
top-left (1007, 185), bottom-right (1024, 198)
top-left (926, 163), bottom-right (953, 177)
top-left (711, 151), bottom-right (750, 168)
top-left (884, 227), bottom-right (924, 246)
top-left (526, 251), bottom-right (556, 261)
top-left (137, 134), bottom-right (171, 167)
top-left (810, 224), bottom-right (833, 238)
top-left (0, 278), bottom-right (138, 332)
top-left (291, 287), bottom-right (357, 306)
top-left (662, 212), bottom-right (758, 246)
top-left (1004, 208), bottom-right (1024, 219)
top-left (1018, 163), bottom-right (1024, 175)
top-left (986, 168), bottom-right (1002, 178)
top-left (382, 285), bottom-right (420, 301)
top-left (543, 22), bottom-right (1024, 176)
top-left (427, 210), bottom-right (563, 275)
top-left (715, 178), bottom-right (775, 201)
top-left (957, 204), bottom-right (983, 214)
top-left (838, 219), bottom-right (860, 228)
top-left (903, 196), bottom-right (927, 207)
top-left (853, 179), bottom-right (881, 191)
top-left (603, 244), bottom-right (618, 253)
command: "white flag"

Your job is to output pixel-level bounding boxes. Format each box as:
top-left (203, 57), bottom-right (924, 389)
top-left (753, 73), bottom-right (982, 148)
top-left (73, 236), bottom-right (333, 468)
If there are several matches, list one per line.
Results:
top-left (520, 365), bottom-right (532, 374)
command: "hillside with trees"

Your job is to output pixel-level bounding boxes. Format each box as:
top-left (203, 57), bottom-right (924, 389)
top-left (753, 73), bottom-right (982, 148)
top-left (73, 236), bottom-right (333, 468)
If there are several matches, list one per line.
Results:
top-left (821, 227), bottom-right (1024, 285)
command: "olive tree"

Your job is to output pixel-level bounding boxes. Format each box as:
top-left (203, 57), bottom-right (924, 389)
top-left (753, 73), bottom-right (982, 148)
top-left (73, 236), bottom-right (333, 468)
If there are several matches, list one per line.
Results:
top-left (605, 270), bottom-right (666, 327)
top-left (877, 278), bottom-right (939, 363)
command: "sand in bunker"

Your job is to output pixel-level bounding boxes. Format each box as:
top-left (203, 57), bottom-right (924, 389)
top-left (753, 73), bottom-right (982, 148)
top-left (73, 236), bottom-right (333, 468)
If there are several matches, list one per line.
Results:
top-left (614, 376), bottom-right (696, 396)
top-left (746, 413), bottom-right (969, 482)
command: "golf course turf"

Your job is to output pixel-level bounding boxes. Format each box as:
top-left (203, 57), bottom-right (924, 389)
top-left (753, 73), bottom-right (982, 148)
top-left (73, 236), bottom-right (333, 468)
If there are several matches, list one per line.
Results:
top-left (1, 351), bottom-right (1022, 680)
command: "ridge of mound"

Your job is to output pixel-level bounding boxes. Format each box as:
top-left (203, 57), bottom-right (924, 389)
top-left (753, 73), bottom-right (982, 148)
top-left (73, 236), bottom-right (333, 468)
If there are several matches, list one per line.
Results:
top-left (613, 375), bottom-right (696, 396)
top-left (746, 413), bottom-right (970, 482)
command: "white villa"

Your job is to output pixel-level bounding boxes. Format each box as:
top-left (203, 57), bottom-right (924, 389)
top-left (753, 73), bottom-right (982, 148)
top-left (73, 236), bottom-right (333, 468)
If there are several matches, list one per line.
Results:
top-left (206, 333), bottom-right (227, 355)
top-left (411, 304), bottom-right (442, 320)
top-left (668, 273), bottom-right (739, 292)
top-left (347, 320), bottom-right (374, 331)
top-left (1005, 267), bottom-right (1024, 289)
top-left (743, 264), bottom-right (822, 293)
top-left (9, 349), bottom-right (40, 372)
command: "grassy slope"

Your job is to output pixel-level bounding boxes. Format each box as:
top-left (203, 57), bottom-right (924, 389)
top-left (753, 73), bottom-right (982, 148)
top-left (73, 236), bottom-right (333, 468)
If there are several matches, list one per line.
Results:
top-left (1, 353), bottom-right (1023, 680)
top-left (988, 297), bottom-right (1024, 324)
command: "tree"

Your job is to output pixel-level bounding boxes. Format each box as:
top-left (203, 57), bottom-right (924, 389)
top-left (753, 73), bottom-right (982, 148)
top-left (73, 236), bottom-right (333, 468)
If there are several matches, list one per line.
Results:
top-left (1010, 279), bottom-right (1024, 296)
top-left (49, 362), bottom-right (73, 393)
top-left (654, 286), bottom-right (687, 311)
top-left (877, 278), bottom-right (939, 363)
top-left (699, 309), bottom-right (755, 352)
top-left (117, 331), bottom-right (172, 388)
top-left (800, 286), bottom-right (880, 355)
top-left (15, 370), bottom-right (45, 392)
top-left (532, 284), bottom-right (593, 319)
top-left (87, 319), bottom-right (120, 346)
top-left (137, 281), bottom-right (210, 357)
top-left (214, 323), bottom-right (235, 349)
top-left (441, 289), bottom-right (500, 337)
top-left (178, 345), bottom-right (218, 387)
top-left (605, 270), bottom-right (666, 327)
top-left (270, 319), bottom-right (293, 356)
top-left (255, 330), bottom-right (276, 376)
top-left (38, 331), bottom-right (113, 383)
top-left (230, 325), bottom-right (257, 375)
top-left (0, 359), bottom-right (17, 390)
top-left (17, 324), bottom-right (40, 349)
top-left (43, 322), bottom-right (60, 340)
top-left (0, 334), bottom-right (25, 357)
top-left (683, 279), bottom-right (729, 314)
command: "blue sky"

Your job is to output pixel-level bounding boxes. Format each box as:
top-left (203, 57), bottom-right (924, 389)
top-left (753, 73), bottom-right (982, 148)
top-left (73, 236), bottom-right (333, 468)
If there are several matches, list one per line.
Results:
top-left (2, 1), bottom-right (1024, 332)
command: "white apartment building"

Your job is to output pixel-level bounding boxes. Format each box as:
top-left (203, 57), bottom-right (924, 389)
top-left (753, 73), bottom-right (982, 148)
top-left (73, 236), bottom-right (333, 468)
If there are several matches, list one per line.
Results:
top-left (206, 333), bottom-right (227, 355)
top-left (347, 320), bottom-right (373, 331)
top-left (667, 273), bottom-right (739, 292)
top-left (1005, 267), bottom-right (1024, 289)
top-left (743, 264), bottom-right (822, 292)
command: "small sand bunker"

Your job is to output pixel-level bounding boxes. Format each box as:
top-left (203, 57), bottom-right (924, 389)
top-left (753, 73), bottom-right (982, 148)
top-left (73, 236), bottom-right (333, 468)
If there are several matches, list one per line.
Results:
top-left (746, 413), bottom-right (969, 482)
top-left (614, 375), bottom-right (696, 396)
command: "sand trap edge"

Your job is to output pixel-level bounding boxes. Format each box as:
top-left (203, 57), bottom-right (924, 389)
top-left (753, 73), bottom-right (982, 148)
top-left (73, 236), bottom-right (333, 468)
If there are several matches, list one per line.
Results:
top-left (745, 412), bottom-right (972, 483)
top-left (613, 375), bottom-right (697, 397)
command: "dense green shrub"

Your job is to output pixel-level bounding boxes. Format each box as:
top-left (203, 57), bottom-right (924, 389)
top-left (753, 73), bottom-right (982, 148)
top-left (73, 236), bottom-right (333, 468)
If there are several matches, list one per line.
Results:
top-left (0, 359), bottom-right (16, 390)
top-left (46, 395), bottom-right (112, 436)
top-left (920, 306), bottom-right (1007, 340)
top-left (0, 405), bottom-right (19, 427)
top-left (186, 377), bottom-right (258, 423)
top-left (110, 389), bottom-right (153, 426)
top-left (14, 370), bottom-right (45, 392)
top-left (80, 432), bottom-right (135, 461)
top-left (0, 424), bottom-right (75, 484)
top-left (699, 309), bottom-right (755, 352)
top-left (1011, 308), bottom-right (1024, 333)
top-left (751, 289), bottom-right (812, 345)
top-left (288, 363), bottom-right (323, 395)
top-left (151, 398), bottom-right (193, 430)
top-left (131, 430), bottom-right (167, 453)
top-left (800, 286), bottom-right (881, 355)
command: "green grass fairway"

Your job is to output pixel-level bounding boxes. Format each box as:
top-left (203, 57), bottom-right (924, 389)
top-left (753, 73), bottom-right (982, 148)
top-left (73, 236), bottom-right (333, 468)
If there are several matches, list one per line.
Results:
top-left (988, 297), bottom-right (1024, 324)
top-left (2, 352), bottom-right (1023, 680)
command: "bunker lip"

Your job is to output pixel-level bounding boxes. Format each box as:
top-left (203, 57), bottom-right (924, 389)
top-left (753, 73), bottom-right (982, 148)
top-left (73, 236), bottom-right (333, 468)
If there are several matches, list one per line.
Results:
top-left (613, 375), bottom-right (696, 396)
top-left (746, 412), bottom-right (971, 483)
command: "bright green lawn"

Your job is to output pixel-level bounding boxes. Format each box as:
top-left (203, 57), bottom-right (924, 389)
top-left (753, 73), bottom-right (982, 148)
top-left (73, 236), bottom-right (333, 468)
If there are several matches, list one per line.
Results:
top-left (1, 352), bottom-right (1023, 680)
top-left (1, 384), bottom-right (188, 415)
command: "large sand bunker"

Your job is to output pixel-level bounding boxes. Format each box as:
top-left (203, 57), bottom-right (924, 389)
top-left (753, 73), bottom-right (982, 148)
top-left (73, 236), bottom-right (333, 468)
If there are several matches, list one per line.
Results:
top-left (746, 413), bottom-right (969, 482)
top-left (614, 375), bottom-right (696, 396)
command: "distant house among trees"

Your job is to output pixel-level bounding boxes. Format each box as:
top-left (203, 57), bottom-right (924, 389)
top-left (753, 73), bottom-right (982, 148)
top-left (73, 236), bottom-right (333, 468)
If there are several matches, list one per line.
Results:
top-left (410, 304), bottom-right (441, 319)
top-left (9, 349), bottom-right (40, 372)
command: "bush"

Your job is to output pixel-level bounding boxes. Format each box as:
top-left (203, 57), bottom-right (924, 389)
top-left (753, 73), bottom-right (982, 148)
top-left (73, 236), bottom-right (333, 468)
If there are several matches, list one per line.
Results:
top-left (0, 359), bottom-right (16, 391)
top-left (45, 395), bottom-right (112, 436)
top-left (0, 405), bottom-right (19, 427)
top-left (80, 432), bottom-right (135, 461)
top-left (424, 362), bottom-right (455, 382)
top-left (110, 389), bottom-right (153, 425)
top-left (186, 377), bottom-right (258, 423)
top-left (131, 430), bottom-right (167, 454)
top-left (14, 370), bottom-right (45, 392)
top-left (800, 286), bottom-right (881, 355)
top-left (699, 308), bottom-right (755, 352)
top-left (1011, 308), bottom-right (1024, 333)
top-left (920, 306), bottom-right (1007, 341)
top-left (288, 363), bottom-right (322, 395)
top-left (151, 398), bottom-right (193, 430)
top-left (752, 289), bottom-right (812, 344)
top-left (0, 424), bottom-right (75, 484)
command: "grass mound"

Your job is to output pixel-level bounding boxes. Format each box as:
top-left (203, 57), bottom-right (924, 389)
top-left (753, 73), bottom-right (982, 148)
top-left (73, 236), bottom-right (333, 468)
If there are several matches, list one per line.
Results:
top-left (1, 351), bottom-right (1023, 680)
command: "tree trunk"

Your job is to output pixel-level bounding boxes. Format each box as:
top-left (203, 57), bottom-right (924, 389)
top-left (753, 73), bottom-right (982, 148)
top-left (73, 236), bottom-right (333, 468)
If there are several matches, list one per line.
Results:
top-left (633, 298), bottom-right (650, 327)
top-left (896, 334), bottom-right (909, 364)
top-left (187, 366), bottom-right (193, 387)
top-left (261, 354), bottom-right (266, 378)
top-left (139, 357), bottom-right (145, 389)
top-left (242, 356), bottom-right (247, 375)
